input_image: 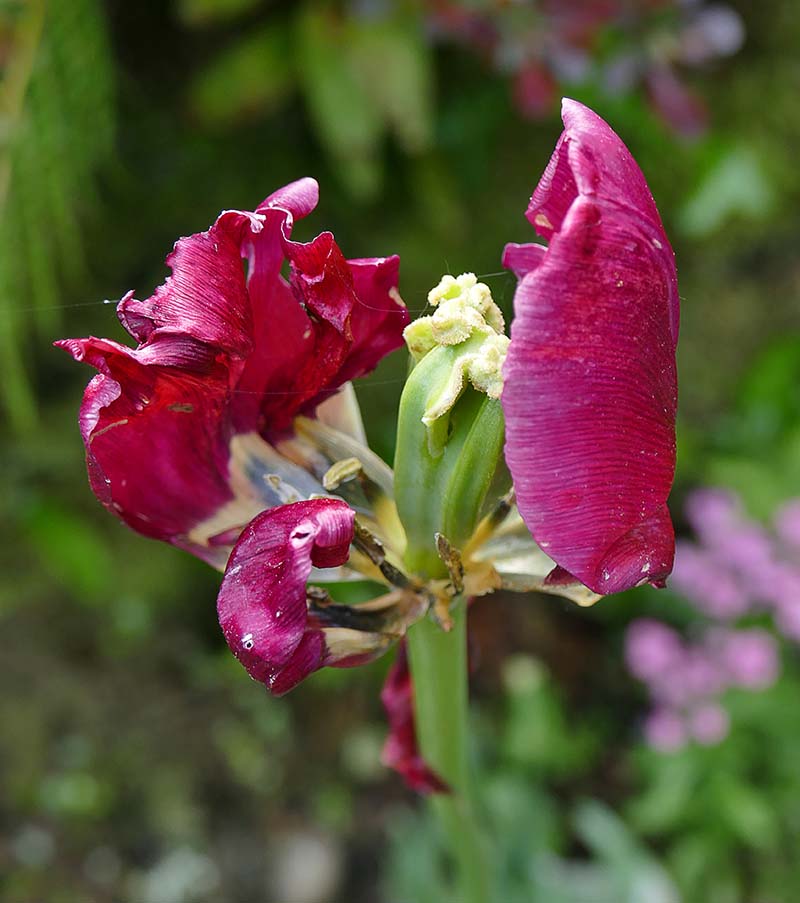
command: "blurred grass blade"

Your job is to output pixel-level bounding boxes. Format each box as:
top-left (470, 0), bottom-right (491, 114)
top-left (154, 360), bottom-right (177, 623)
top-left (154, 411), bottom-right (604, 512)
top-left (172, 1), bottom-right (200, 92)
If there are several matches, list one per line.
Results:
top-left (0, 0), bottom-right (115, 433)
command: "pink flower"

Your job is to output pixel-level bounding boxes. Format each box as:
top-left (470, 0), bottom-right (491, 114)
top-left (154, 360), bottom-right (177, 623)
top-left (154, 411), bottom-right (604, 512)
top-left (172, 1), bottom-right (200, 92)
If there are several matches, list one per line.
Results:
top-left (502, 99), bottom-right (678, 594)
top-left (56, 179), bottom-right (408, 570)
top-left (688, 702), bottom-right (730, 745)
top-left (644, 708), bottom-right (687, 752)
top-left (625, 618), bottom-right (683, 683)
top-left (713, 628), bottom-right (779, 690)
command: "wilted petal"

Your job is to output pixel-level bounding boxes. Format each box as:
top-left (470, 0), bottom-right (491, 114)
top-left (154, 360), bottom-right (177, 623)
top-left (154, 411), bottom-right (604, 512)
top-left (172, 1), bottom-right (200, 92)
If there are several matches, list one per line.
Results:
top-left (503, 99), bottom-right (678, 594)
top-left (54, 337), bottom-right (235, 561)
top-left (234, 183), bottom-right (408, 432)
top-left (469, 505), bottom-right (600, 606)
top-left (217, 499), bottom-right (356, 694)
top-left (58, 179), bottom-right (407, 563)
top-left (380, 643), bottom-right (449, 794)
top-left (117, 208), bottom-right (262, 358)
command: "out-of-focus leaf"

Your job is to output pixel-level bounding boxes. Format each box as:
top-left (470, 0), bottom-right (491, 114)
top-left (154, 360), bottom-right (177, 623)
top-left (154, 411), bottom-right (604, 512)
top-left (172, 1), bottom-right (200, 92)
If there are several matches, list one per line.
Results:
top-left (21, 499), bottom-right (117, 605)
top-left (189, 24), bottom-right (293, 125)
top-left (711, 775), bottom-right (778, 850)
top-left (707, 427), bottom-right (800, 518)
top-left (678, 146), bottom-right (773, 238)
top-left (349, 13), bottom-right (434, 154)
top-left (501, 656), bottom-right (596, 775)
top-left (627, 752), bottom-right (699, 834)
top-left (177, 0), bottom-right (261, 27)
top-left (572, 801), bottom-right (680, 903)
top-left (0, 0), bottom-right (114, 433)
top-left (736, 337), bottom-right (800, 443)
top-left (385, 807), bottom-right (448, 903)
top-left (295, 3), bottom-right (383, 199)
top-left (667, 832), bottom-right (726, 902)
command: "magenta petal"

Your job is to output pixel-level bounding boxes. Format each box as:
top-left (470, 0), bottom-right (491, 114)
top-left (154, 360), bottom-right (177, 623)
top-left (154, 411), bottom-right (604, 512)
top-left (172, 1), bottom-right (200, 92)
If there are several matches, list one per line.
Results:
top-left (117, 209), bottom-right (261, 358)
top-left (258, 176), bottom-right (320, 220)
top-left (337, 256), bottom-right (408, 383)
top-left (54, 337), bottom-right (234, 562)
top-left (284, 231), bottom-right (353, 334)
top-left (529, 99), bottom-right (678, 340)
top-left (217, 499), bottom-right (355, 694)
top-left (503, 100), bottom-right (678, 595)
top-left (380, 643), bottom-right (449, 795)
top-left (502, 242), bottom-right (547, 279)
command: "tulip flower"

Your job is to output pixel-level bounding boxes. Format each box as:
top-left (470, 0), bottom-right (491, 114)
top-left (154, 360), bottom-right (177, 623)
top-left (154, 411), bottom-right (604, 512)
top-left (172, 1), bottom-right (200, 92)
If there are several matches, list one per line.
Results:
top-left (60, 100), bottom-right (678, 903)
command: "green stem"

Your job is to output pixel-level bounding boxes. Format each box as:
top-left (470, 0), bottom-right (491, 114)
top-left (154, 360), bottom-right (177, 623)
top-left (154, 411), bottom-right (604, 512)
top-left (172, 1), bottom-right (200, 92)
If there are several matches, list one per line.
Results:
top-left (407, 602), bottom-right (492, 903)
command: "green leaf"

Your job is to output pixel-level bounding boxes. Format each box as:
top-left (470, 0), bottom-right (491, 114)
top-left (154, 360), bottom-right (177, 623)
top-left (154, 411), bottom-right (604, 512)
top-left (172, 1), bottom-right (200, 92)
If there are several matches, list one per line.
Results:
top-left (678, 146), bottom-right (774, 238)
top-left (349, 12), bottom-right (434, 154)
top-left (712, 775), bottom-right (779, 850)
top-left (294, 3), bottom-right (383, 199)
top-left (627, 751), bottom-right (700, 834)
top-left (0, 0), bottom-right (114, 432)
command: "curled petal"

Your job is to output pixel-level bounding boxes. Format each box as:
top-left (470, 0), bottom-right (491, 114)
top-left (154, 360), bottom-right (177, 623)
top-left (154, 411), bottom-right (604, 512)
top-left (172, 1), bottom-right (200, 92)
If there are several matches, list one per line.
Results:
top-left (503, 99), bottom-right (677, 594)
top-left (54, 337), bottom-right (235, 562)
top-left (58, 179), bottom-right (407, 562)
top-left (528, 99), bottom-right (678, 340)
top-left (216, 499), bottom-right (419, 694)
top-left (501, 242), bottom-right (547, 280)
top-left (117, 209), bottom-right (262, 358)
top-left (380, 643), bottom-right (449, 794)
top-left (257, 176), bottom-right (320, 221)
top-left (217, 499), bottom-right (356, 694)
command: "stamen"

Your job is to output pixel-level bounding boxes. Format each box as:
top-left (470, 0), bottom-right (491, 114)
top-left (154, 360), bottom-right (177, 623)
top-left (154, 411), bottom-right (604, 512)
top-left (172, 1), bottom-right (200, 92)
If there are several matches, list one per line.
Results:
top-left (435, 533), bottom-right (464, 595)
top-left (322, 457), bottom-right (364, 491)
top-left (352, 518), bottom-right (413, 590)
top-left (463, 488), bottom-right (516, 558)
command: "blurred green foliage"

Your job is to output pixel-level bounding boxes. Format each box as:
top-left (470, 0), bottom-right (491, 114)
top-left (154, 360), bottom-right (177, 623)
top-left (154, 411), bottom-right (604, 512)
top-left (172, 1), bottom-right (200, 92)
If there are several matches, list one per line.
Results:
top-left (0, 0), bottom-right (114, 432)
top-left (4, 0), bottom-right (800, 901)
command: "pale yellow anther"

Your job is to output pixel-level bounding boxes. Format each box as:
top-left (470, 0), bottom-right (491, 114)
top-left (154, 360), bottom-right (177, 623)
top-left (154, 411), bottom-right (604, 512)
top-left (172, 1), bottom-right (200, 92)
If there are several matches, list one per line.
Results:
top-left (404, 273), bottom-right (510, 441)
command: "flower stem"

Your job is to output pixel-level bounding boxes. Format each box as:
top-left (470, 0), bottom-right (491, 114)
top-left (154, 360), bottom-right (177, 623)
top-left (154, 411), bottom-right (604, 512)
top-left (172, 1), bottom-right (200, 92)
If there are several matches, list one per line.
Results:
top-left (406, 600), bottom-right (491, 903)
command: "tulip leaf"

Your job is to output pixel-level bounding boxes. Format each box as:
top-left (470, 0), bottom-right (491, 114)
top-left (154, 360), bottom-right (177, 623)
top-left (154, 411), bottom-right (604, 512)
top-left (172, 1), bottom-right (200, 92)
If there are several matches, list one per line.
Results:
top-left (189, 25), bottom-right (293, 126)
